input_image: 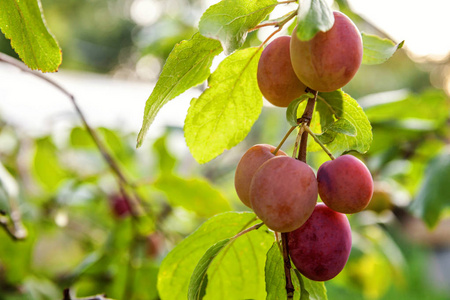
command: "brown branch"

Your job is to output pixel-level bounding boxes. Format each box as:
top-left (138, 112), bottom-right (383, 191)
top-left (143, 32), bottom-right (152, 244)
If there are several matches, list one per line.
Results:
top-left (297, 89), bottom-right (318, 162)
top-left (0, 53), bottom-right (148, 218)
top-left (281, 233), bottom-right (295, 299)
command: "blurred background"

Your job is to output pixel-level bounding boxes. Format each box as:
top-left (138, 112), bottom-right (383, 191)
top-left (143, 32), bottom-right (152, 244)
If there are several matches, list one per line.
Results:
top-left (0, 0), bottom-right (449, 299)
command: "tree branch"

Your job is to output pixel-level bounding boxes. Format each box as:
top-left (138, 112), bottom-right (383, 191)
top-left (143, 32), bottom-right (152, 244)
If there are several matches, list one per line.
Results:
top-left (0, 53), bottom-right (148, 218)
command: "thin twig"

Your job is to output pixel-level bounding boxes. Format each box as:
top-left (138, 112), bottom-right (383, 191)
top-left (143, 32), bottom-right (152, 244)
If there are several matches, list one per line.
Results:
top-left (0, 53), bottom-right (148, 218)
top-left (274, 126), bottom-right (297, 155)
top-left (233, 222), bottom-right (264, 240)
top-left (303, 125), bottom-right (335, 160)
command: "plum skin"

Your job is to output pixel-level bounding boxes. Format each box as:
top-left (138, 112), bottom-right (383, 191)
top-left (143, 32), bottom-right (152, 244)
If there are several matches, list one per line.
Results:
top-left (234, 144), bottom-right (287, 207)
top-left (288, 203), bottom-right (352, 281)
top-left (257, 36), bottom-right (307, 107)
top-left (290, 11), bottom-right (363, 92)
top-left (249, 156), bottom-right (317, 232)
top-left (317, 155), bottom-right (373, 214)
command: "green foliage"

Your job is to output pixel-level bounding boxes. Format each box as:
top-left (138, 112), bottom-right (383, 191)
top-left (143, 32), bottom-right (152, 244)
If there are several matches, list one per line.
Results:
top-left (154, 174), bottom-right (231, 217)
top-left (157, 212), bottom-right (262, 300)
top-left (286, 93), bottom-right (315, 126)
top-left (184, 47), bottom-right (263, 163)
top-left (295, 0), bottom-right (334, 41)
top-left (411, 148), bottom-right (450, 228)
top-left (306, 90), bottom-right (372, 156)
top-left (0, 0), bottom-right (61, 72)
top-left (199, 0), bottom-right (277, 55)
top-left (294, 270), bottom-right (328, 300)
top-left (188, 239), bottom-right (230, 300)
top-left (137, 33), bottom-right (222, 147)
top-left (362, 33), bottom-right (404, 65)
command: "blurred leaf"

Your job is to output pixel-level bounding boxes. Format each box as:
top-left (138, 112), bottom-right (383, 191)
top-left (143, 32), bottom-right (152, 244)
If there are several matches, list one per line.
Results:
top-left (137, 33), bottom-right (222, 147)
top-left (265, 243), bottom-right (301, 300)
top-left (154, 174), bottom-right (231, 217)
top-left (199, 0), bottom-right (277, 55)
top-left (153, 134), bottom-right (177, 174)
top-left (295, 0), bottom-right (334, 41)
top-left (364, 89), bottom-right (448, 124)
top-left (33, 137), bottom-right (68, 192)
top-left (157, 212), bottom-right (259, 300)
top-left (188, 239), bottom-right (230, 300)
top-left (0, 0), bottom-right (61, 72)
top-left (0, 223), bottom-right (34, 284)
top-left (411, 148), bottom-right (450, 228)
top-left (362, 33), bottom-right (404, 65)
top-left (286, 93), bottom-right (314, 126)
top-left (184, 47), bottom-right (262, 164)
top-left (294, 269), bottom-right (328, 300)
top-left (314, 90), bottom-right (372, 156)
top-left (70, 127), bottom-right (95, 148)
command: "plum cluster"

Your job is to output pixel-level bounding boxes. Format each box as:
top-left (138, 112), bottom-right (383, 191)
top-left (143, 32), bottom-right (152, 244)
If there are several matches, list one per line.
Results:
top-left (235, 145), bottom-right (373, 281)
top-left (257, 11), bottom-right (363, 107)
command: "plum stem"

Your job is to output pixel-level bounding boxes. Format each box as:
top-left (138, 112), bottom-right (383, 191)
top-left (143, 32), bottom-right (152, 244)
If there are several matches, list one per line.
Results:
top-left (274, 125), bottom-right (297, 155)
top-left (304, 125), bottom-right (336, 160)
top-left (281, 233), bottom-right (295, 299)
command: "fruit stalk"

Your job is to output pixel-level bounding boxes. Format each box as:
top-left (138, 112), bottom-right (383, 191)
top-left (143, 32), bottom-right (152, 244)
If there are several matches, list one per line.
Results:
top-left (281, 88), bottom-right (318, 299)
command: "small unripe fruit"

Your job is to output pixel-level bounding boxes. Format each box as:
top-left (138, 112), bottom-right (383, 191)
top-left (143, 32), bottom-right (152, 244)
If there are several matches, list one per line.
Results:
top-left (290, 11), bottom-right (363, 92)
top-left (250, 156), bottom-right (317, 232)
top-left (235, 144), bottom-right (287, 207)
top-left (288, 203), bottom-right (352, 281)
top-left (317, 155), bottom-right (373, 214)
top-left (257, 36), bottom-right (307, 107)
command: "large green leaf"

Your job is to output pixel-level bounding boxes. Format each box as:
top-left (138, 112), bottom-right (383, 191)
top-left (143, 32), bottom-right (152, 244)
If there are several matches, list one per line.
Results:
top-left (265, 243), bottom-right (301, 300)
top-left (362, 33), bottom-right (404, 65)
top-left (157, 212), bottom-right (259, 300)
top-left (0, 0), bottom-right (61, 72)
top-left (137, 33), bottom-right (222, 147)
top-left (295, 0), bottom-right (334, 41)
top-left (154, 174), bottom-right (231, 217)
top-left (411, 149), bottom-right (450, 228)
top-left (199, 0), bottom-right (277, 55)
top-left (313, 90), bottom-right (372, 156)
top-left (184, 47), bottom-right (263, 163)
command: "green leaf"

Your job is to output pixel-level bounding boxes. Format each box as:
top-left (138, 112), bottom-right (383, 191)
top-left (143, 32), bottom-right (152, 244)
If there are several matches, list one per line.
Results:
top-left (325, 118), bottom-right (357, 137)
top-left (286, 93), bottom-right (315, 126)
top-left (184, 47), bottom-right (263, 164)
top-left (157, 212), bottom-right (261, 300)
top-left (296, 0), bottom-right (334, 41)
top-left (154, 174), bottom-right (231, 217)
top-left (0, 0), bottom-right (61, 72)
top-left (294, 269), bottom-right (328, 300)
top-left (362, 33), bottom-right (404, 65)
top-left (314, 90), bottom-right (372, 156)
top-left (199, 0), bottom-right (277, 55)
top-left (411, 149), bottom-right (450, 228)
top-left (32, 137), bottom-right (68, 192)
top-left (188, 239), bottom-right (230, 300)
top-left (153, 133), bottom-right (177, 174)
top-left (137, 33), bottom-right (222, 147)
top-left (265, 243), bottom-right (301, 300)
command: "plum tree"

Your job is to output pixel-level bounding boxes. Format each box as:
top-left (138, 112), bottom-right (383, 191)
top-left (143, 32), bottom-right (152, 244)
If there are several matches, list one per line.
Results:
top-left (249, 156), bottom-right (317, 232)
top-left (317, 155), bottom-right (373, 214)
top-left (257, 36), bottom-right (307, 107)
top-left (290, 11), bottom-right (363, 92)
top-left (234, 144), bottom-right (287, 207)
top-left (288, 203), bottom-right (352, 281)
